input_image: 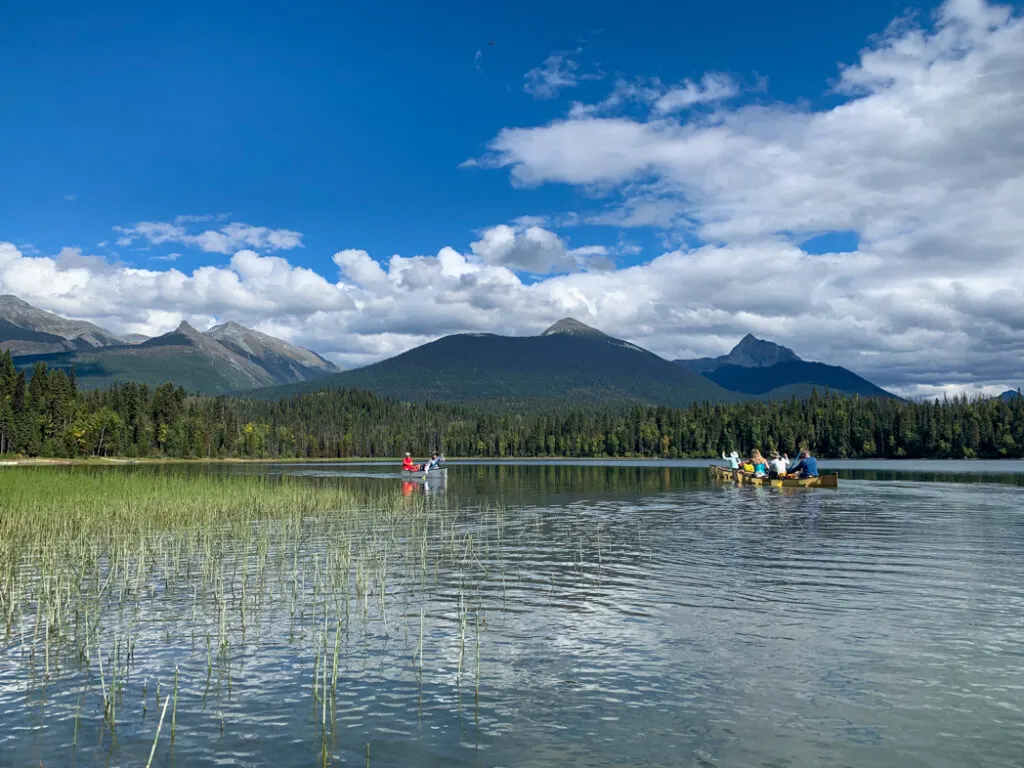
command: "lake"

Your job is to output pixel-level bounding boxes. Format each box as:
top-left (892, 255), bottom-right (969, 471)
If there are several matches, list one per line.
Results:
top-left (2, 460), bottom-right (1024, 767)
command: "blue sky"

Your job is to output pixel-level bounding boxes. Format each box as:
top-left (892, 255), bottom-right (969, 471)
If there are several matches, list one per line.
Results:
top-left (2, 0), bottom-right (928, 265)
top-left (1, 0), bottom-right (1023, 397)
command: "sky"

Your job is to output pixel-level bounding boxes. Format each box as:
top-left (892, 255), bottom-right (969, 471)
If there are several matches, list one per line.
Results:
top-left (1, 0), bottom-right (1022, 399)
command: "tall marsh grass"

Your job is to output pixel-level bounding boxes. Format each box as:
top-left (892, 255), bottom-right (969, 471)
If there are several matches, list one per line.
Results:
top-left (0, 466), bottom-right (497, 765)
top-left (1, 468), bottom-right (385, 534)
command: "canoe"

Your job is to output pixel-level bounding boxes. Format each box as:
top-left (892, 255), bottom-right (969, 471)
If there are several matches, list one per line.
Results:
top-left (708, 464), bottom-right (838, 488)
top-left (402, 466), bottom-right (447, 479)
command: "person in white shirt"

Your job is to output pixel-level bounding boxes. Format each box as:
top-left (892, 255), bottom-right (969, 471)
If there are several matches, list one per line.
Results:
top-left (769, 451), bottom-right (788, 478)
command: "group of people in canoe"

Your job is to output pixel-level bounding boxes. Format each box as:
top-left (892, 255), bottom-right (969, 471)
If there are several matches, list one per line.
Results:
top-left (402, 452), bottom-right (445, 473)
top-left (722, 448), bottom-right (818, 479)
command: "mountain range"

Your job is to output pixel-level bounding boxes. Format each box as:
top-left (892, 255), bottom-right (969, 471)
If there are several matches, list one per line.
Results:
top-left (1, 295), bottom-right (337, 394)
top-left (2, 295), bottom-right (896, 404)
top-left (255, 317), bottom-right (896, 404)
top-left (253, 317), bottom-right (736, 406)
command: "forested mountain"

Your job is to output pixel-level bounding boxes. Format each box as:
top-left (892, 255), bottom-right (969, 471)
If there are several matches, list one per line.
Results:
top-left (253, 318), bottom-right (735, 406)
top-left (1000, 389), bottom-right (1022, 402)
top-left (675, 334), bottom-right (895, 399)
top-left (703, 360), bottom-right (895, 399)
top-left (2, 296), bottom-right (337, 394)
top-left (3, 352), bottom-right (1022, 460)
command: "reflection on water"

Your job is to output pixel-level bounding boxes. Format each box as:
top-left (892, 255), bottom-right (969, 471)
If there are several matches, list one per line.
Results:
top-left (400, 477), bottom-right (446, 497)
top-left (283, 463), bottom-right (718, 505)
top-left (2, 463), bottom-right (1024, 767)
top-left (170, 458), bottom-right (1024, 495)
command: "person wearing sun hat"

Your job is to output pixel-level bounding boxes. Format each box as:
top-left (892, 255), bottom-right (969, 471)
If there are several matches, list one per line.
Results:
top-left (722, 450), bottom-right (740, 470)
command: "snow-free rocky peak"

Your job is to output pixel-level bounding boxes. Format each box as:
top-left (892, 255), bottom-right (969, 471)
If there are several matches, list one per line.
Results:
top-left (174, 320), bottom-right (204, 339)
top-left (727, 334), bottom-right (801, 368)
top-left (541, 317), bottom-right (612, 340)
top-left (206, 321), bottom-right (336, 372)
top-left (0, 294), bottom-right (123, 348)
top-left (540, 317), bottom-right (649, 354)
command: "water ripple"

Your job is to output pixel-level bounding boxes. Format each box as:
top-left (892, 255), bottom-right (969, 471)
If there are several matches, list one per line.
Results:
top-left (2, 472), bottom-right (1024, 767)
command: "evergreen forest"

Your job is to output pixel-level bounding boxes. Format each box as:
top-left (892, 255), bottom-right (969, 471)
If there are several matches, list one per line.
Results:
top-left (2, 353), bottom-right (1022, 460)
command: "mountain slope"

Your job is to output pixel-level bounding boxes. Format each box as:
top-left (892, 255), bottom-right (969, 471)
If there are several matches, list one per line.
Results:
top-left (1000, 389), bottom-right (1022, 402)
top-left (704, 360), bottom-right (894, 398)
top-left (206, 321), bottom-right (336, 382)
top-left (251, 318), bottom-right (736, 406)
top-left (0, 318), bottom-right (78, 355)
top-left (675, 334), bottom-right (895, 399)
top-left (15, 321), bottom-right (280, 394)
top-left (1, 294), bottom-right (123, 354)
top-left (4, 296), bottom-right (338, 394)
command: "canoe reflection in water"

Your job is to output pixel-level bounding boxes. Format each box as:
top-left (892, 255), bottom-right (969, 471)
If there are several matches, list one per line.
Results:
top-left (402, 477), bottom-right (447, 497)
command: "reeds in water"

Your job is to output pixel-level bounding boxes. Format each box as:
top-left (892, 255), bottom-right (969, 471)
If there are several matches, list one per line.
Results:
top-left (0, 466), bottom-right (512, 766)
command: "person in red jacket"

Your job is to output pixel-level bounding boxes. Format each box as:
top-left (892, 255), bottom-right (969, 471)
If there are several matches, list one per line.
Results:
top-left (402, 452), bottom-right (416, 472)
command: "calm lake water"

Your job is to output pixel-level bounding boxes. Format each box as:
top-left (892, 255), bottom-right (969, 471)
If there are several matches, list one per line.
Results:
top-left (3, 460), bottom-right (1024, 767)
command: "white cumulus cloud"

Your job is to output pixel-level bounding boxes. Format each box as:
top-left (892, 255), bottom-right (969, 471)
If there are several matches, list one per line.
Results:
top-left (469, 224), bottom-right (612, 273)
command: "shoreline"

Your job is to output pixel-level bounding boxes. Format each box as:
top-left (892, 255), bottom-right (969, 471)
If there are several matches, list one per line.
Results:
top-left (2, 455), bottom-right (1022, 468)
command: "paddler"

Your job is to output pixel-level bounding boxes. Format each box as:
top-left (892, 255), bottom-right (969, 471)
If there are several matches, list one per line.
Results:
top-left (402, 452), bottom-right (416, 472)
top-left (787, 450), bottom-right (819, 478)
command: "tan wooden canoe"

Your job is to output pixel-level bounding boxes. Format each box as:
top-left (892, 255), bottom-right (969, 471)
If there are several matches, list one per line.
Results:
top-left (709, 464), bottom-right (838, 488)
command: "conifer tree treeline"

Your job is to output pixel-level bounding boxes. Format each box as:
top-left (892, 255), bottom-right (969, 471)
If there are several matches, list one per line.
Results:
top-left (2, 352), bottom-right (1022, 459)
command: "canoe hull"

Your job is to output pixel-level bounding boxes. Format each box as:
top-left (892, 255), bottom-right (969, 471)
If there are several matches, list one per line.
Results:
top-left (402, 467), bottom-right (447, 480)
top-left (709, 464), bottom-right (838, 488)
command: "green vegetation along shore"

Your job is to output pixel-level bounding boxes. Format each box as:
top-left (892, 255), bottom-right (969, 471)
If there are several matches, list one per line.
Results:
top-left (0, 466), bottom-right (491, 766)
top-left (2, 353), bottom-right (1023, 460)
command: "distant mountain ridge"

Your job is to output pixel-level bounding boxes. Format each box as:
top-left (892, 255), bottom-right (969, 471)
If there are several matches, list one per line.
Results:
top-left (0, 294), bottom-right (125, 354)
top-left (3, 296), bottom-right (897, 402)
top-left (253, 317), bottom-right (736, 406)
top-left (678, 333), bottom-right (801, 374)
top-left (2, 295), bottom-right (337, 394)
top-left (675, 334), bottom-right (895, 399)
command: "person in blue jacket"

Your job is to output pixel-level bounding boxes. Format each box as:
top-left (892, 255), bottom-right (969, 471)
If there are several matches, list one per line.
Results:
top-left (787, 450), bottom-right (819, 478)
